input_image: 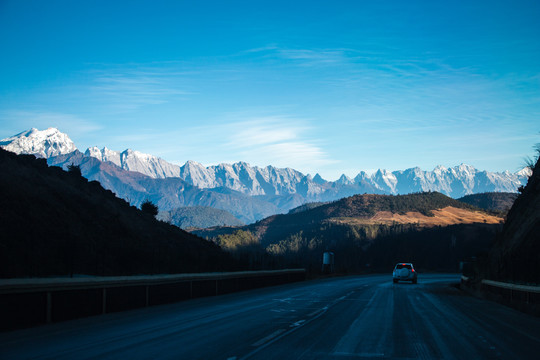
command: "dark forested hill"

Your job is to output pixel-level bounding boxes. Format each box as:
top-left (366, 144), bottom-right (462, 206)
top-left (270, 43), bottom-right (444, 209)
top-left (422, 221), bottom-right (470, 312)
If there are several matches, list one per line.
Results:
top-left (0, 149), bottom-right (237, 278)
top-left (194, 192), bottom-right (503, 272)
top-left (458, 192), bottom-right (517, 214)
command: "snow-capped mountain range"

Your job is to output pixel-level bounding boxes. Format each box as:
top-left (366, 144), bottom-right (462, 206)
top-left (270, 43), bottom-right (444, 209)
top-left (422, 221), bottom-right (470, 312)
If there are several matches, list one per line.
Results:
top-left (0, 128), bottom-right (531, 223)
top-left (1, 128), bottom-right (77, 158)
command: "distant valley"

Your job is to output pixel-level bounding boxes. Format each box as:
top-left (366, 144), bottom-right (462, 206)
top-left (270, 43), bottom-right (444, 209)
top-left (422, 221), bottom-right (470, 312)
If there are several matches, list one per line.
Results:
top-left (194, 192), bottom-right (505, 272)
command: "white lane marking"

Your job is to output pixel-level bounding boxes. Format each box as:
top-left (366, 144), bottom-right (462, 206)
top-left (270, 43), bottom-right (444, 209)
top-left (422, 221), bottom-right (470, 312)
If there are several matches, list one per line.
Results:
top-left (334, 352), bottom-right (384, 357)
top-left (290, 320), bottom-right (305, 327)
top-left (251, 329), bottom-right (286, 347)
top-left (241, 291), bottom-right (352, 359)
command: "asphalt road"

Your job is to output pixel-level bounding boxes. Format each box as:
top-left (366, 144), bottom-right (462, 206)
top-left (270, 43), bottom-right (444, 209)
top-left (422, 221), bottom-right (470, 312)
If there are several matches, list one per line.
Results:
top-left (1, 274), bottom-right (540, 359)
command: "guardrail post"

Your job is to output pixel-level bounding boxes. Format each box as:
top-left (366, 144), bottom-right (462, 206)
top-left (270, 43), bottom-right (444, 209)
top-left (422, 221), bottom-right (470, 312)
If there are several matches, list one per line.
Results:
top-left (102, 288), bottom-right (107, 314)
top-left (46, 292), bottom-right (52, 323)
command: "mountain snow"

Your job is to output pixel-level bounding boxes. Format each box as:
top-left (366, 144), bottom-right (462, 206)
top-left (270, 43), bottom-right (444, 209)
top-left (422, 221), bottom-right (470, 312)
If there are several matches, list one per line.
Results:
top-left (85, 147), bottom-right (182, 178)
top-left (0, 128), bottom-right (76, 158)
top-left (1, 127), bottom-right (530, 201)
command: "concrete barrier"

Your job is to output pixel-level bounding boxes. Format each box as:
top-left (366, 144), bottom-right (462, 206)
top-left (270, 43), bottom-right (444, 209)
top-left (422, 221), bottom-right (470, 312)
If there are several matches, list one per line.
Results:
top-left (0, 269), bottom-right (306, 331)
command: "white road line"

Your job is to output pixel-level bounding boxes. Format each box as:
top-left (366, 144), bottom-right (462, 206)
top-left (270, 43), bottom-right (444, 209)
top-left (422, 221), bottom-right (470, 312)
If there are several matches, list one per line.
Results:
top-left (251, 329), bottom-right (286, 347)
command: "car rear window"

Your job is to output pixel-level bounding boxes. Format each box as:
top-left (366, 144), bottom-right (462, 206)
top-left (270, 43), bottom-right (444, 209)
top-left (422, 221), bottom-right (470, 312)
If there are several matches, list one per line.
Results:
top-left (396, 264), bottom-right (412, 269)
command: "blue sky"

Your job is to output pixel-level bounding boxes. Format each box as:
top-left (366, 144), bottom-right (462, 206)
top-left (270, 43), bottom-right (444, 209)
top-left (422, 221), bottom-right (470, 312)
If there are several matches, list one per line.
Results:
top-left (1, 0), bottom-right (539, 180)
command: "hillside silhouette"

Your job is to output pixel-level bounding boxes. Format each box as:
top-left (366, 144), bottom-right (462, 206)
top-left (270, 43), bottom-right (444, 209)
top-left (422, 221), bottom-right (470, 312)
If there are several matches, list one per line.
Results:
top-left (487, 156), bottom-right (540, 284)
top-left (0, 149), bottom-right (237, 278)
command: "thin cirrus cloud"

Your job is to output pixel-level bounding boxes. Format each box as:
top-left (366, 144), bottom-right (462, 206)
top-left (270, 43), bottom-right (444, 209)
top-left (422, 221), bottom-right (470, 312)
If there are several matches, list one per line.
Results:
top-left (222, 117), bottom-right (337, 171)
top-left (242, 45), bottom-right (353, 67)
top-left (87, 68), bottom-right (192, 111)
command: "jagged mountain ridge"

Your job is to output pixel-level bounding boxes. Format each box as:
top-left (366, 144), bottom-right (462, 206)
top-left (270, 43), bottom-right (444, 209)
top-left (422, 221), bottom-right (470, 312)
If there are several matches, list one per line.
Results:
top-left (0, 128), bottom-right (531, 224)
top-left (1, 128), bottom-right (529, 198)
top-left (46, 150), bottom-right (279, 224)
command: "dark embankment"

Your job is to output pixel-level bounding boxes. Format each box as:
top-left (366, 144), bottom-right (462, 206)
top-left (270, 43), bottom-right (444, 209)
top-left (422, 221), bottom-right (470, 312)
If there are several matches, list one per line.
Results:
top-left (0, 149), bottom-right (237, 278)
top-left (487, 157), bottom-right (540, 284)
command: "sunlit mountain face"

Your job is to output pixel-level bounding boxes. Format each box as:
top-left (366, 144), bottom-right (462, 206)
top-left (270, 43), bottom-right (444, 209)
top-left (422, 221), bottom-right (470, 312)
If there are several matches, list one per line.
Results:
top-left (1, 128), bottom-right (530, 224)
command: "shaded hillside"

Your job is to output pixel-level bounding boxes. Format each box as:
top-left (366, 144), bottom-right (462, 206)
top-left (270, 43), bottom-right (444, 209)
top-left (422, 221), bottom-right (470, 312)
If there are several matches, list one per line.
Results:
top-left (158, 206), bottom-right (244, 229)
top-left (287, 202), bottom-right (329, 214)
top-left (195, 192), bottom-right (501, 247)
top-left (458, 192), bottom-right (517, 214)
top-left (194, 192), bottom-right (502, 272)
top-left (487, 157), bottom-right (540, 284)
top-left (0, 149), bottom-right (237, 278)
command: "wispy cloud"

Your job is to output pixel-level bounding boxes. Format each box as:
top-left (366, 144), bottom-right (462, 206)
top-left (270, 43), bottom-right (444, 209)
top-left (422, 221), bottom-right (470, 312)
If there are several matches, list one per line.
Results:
top-left (241, 45), bottom-right (353, 67)
top-left (218, 116), bottom-right (337, 170)
top-left (86, 66), bottom-right (192, 111)
top-left (226, 117), bottom-right (303, 147)
top-left (277, 48), bottom-right (349, 66)
top-left (122, 115), bottom-right (338, 174)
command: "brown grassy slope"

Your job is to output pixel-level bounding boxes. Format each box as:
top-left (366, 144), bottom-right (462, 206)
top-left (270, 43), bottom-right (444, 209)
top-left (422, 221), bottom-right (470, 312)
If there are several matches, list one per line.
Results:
top-left (328, 206), bottom-right (504, 227)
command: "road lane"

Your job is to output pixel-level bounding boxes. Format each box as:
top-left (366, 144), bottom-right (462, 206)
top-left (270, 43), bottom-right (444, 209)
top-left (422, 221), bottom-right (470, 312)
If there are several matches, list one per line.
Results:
top-left (1, 274), bottom-right (539, 359)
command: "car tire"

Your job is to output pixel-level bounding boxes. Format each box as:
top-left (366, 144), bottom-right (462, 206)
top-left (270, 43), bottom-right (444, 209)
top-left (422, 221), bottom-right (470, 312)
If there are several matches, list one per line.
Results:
top-left (412, 279), bottom-right (417, 284)
top-left (393, 279), bottom-right (398, 284)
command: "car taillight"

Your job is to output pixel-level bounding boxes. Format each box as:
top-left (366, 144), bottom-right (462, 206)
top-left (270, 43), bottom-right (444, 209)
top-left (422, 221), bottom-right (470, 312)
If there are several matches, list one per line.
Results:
top-left (411, 269), bottom-right (415, 272)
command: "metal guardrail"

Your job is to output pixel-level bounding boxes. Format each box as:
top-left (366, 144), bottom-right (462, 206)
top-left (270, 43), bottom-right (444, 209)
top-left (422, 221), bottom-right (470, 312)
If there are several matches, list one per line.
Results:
top-left (480, 279), bottom-right (540, 294)
top-left (461, 275), bottom-right (540, 315)
top-left (0, 269), bottom-right (306, 331)
top-left (0, 269), bottom-right (306, 294)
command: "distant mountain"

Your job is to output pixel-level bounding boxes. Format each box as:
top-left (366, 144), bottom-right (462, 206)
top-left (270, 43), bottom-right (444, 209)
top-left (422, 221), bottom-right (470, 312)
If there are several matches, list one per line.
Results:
top-left (86, 146), bottom-right (182, 178)
top-left (0, 148), bottom-right (236, 278)
top-left (0, 128), bottom-right (530, 223)
top-left (458, 192), bottom-right (518, 214)
top-left (158, 206), bottom-right (244, 229)
top-left (46, 150), bottom-right (279, 224)
top-left (0, 128), bottom-right (76, 158)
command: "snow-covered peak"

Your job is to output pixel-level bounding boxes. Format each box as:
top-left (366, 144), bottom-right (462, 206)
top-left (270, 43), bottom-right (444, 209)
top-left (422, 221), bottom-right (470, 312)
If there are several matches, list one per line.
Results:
top-left (336, 174), bottom-right (353, 185)
top-left (0, 127), bottom-right (77, 158)
top-left (85, 146), bottom-right (102, 158)
top-left (516, 167), bottom-right (533, 177)
top-left (85, 146), bottom-right (122, 167)
top-left (453, 163), bottom-right (477, 175)
top-left (312, 173), bottom-right (327, 184)
top-left (434, 165), bottom-right (448, 173)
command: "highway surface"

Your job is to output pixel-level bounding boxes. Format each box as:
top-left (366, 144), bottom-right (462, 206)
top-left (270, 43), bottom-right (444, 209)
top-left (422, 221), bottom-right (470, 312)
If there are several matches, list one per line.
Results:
top-left (1, 274), bottom-right (540, 359)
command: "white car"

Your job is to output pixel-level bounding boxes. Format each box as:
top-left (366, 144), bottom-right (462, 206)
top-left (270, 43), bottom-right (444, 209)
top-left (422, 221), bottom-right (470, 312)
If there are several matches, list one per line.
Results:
top-left (393, 263), bottom-right (417, 284)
